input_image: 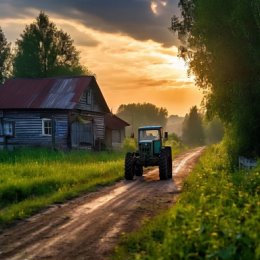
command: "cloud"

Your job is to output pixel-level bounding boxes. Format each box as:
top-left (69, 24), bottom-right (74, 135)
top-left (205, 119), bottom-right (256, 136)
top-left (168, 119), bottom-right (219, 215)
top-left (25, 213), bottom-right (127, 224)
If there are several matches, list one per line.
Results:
top-left (0, 0), bottom-right (180, 47)
top-left (0, 3), bottom-right (203, 116)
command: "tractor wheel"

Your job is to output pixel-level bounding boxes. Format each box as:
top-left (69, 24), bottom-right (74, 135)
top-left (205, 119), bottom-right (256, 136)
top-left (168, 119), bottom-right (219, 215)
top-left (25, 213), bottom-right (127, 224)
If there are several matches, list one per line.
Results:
top-left (125, 152), bottom-right (135, 180)
top-left (135, 164), bottom-right (143, 176)
top-left (165, 146), bottom-right (172, 178)
top-left (159, 149), bottom-right (168, 180)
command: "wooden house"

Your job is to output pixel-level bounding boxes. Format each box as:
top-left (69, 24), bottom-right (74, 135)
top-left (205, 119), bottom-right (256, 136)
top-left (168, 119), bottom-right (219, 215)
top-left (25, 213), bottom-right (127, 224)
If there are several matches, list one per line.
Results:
top-left (0, 76), bottom-right (127, 150)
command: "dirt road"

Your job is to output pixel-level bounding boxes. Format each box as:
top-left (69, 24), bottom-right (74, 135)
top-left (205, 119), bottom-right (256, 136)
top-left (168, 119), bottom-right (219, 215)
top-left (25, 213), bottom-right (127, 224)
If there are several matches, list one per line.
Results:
top-left (0, 147), bottom-right (204, 260)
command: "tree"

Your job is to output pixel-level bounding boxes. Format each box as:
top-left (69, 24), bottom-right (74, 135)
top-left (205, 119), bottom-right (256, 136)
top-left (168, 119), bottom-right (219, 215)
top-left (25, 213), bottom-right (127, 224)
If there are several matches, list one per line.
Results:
top-left (117, 103), bottom-right (168, 137)
top-left (13, 12), bottom-right (88, 78)
top-left (171, 0), bottom-right (260, 157)
top-left (0, 27), bottom-right (11, 83)
top-left (182, 106), bottom-right (204, 146)
top-left (204, 117), bottom-right (224, 145)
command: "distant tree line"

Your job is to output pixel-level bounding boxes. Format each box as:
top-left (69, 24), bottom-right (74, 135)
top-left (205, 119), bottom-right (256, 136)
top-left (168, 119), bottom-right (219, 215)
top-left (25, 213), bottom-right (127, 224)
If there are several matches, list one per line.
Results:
top-left (181, 106), bottom-right (224, 147)
top-left (171, 0), bottom-right (260, 159)
top-left (116, 103), bottom-right (168, 138)
top-left (0, 12), bottom-right (90, 83)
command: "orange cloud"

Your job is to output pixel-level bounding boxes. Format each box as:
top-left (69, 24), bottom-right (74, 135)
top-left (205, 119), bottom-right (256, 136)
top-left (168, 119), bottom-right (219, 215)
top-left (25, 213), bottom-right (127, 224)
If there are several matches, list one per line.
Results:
top-left (1, 15), bottom-right (203, 116)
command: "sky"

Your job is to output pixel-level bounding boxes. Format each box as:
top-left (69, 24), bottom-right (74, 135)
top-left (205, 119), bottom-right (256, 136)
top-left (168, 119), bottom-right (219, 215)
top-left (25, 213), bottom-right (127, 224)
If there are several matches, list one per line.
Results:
top-left (0, 0), bottom-right (203, 116)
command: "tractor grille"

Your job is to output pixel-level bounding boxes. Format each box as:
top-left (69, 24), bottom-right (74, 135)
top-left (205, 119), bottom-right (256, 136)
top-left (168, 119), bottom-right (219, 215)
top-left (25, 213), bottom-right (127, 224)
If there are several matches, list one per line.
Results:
top-left (139, 142), bottom-right (151, 155)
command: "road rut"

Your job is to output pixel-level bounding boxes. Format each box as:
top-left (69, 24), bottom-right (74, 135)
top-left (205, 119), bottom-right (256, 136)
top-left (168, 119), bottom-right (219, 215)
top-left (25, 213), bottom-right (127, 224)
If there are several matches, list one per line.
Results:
top-left (0, 147), bottom-right (204, 260)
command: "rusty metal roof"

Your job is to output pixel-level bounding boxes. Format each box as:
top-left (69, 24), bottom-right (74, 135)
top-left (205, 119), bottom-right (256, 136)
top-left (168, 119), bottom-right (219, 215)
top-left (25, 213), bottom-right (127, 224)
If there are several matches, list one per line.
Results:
top-left (105, 113), bottom-right (129, 130)
top-left (0, 76), bottom-right (106, 110)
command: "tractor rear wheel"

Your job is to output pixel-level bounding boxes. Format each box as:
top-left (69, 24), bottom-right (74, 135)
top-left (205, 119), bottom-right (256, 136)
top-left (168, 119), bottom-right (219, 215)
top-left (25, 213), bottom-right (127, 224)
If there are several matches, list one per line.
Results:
top-left (135, 164), bottom-right (143, 176)
top-left (165, 147), bottom-right (172, 178)
top-left (125, 152), bottom-right (135, 180)
top-left (159, 149), bottom-right (168, 180)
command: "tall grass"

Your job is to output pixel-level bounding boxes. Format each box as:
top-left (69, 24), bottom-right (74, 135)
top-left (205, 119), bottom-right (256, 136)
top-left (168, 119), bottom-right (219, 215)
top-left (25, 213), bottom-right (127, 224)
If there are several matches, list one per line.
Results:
top-left (113, 144), bottom-right (260, 260)
top-left (0, 148), bottom-right (124, 226)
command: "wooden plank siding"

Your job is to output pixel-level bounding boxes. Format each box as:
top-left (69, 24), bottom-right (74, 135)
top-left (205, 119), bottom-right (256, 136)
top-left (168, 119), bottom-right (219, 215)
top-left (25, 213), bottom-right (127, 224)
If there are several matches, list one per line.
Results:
top-left (75, 87), bottom-right (103, 112)
top-left (0, 110), bottom-right (106, 150)
top-left (0, 110), bottom-right (69, 149)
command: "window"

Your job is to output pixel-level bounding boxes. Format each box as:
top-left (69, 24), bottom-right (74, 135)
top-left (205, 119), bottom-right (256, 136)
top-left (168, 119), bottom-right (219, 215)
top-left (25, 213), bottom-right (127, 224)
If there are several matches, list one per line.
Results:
top-left (139, 129), bottom-right (160, 141)
top-left (1, 121), bottom-right (15, 137)
top-left (0, 120), bottom-right (2, 136)
top-left (0, 120), bottom-right (15, 137)
top-left (42, 119), bottom-right (52, 136)
top-left (86, 89), bottom-right (92, 105)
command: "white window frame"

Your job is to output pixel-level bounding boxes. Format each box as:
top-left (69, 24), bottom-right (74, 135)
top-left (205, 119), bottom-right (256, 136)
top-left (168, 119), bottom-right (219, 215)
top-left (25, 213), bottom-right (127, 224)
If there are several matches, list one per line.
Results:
top-left (42, 118), bottom-right (52, 136)
top-left (86, 89), bottom-right (92, 105)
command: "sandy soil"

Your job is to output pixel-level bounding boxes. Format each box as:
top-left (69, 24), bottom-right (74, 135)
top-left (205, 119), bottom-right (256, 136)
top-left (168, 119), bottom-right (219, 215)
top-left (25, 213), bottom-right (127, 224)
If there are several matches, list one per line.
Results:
top-left (0, 147), bottom-right (204, 260)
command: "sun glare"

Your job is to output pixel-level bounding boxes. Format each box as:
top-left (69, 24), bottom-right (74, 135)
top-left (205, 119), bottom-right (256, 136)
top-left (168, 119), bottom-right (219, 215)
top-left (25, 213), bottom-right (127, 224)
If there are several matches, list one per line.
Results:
top-left (150, 1), bottom-right (158, 15)
top-left (161, 1), bottom-right (167, 7)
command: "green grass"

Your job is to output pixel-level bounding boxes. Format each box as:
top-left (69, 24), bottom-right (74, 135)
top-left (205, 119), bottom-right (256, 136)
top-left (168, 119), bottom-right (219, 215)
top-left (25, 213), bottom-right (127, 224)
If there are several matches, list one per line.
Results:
top-left (113, 144), bottom-right (260, 260)
top-left (0, 148), bottom-right (124, 227)
top-left (165, 139), bottom-right (187, 158)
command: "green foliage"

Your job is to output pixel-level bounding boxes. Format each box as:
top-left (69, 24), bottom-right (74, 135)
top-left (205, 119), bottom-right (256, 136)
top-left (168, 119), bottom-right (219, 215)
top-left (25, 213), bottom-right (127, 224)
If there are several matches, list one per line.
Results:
top-left (113, 145), bottom-right (260, 260)
top-left (122, 137), bottom-right (137, 152)
top-left (165, 133), bottom-right (186, 157)
top-left (0, 148), bottom-right (124, 226)
top-left (204, 117), bottom-right (224, 145)
top-left (13, 12), bottom-right (88, 78)
top-left (182, 106), bottom-right (204, 146)
top-left (171, 0), bottom-right (260, 157)
top-left (117, 103), bottom-right (168, 138)
top-left (0, 27), bottom-right (11, 83)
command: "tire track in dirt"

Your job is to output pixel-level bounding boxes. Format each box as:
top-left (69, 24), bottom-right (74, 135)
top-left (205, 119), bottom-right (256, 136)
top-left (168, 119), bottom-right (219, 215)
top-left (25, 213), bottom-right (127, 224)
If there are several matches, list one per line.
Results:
top-left (0, 147), bottom-right (204, 260)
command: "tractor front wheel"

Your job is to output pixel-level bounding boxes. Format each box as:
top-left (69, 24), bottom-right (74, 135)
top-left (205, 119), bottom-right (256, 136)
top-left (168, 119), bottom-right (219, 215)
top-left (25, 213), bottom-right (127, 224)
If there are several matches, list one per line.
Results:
top-left (165, 146), bottom-right (172, 179)
top-left (125, 152), bottom-right (135, 180)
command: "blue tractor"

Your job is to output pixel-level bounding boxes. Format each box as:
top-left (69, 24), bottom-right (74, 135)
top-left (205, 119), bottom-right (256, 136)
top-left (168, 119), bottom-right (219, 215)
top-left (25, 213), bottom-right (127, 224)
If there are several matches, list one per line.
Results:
top-left (125, 126), bottom-right (172, 180)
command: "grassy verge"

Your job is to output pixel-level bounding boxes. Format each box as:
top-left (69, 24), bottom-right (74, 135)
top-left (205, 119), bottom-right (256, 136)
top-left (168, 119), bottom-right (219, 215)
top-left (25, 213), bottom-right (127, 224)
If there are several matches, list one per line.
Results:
top-left (0, 148), bottom-right (124, 227)
top-left (113, 144), bottom-right (260, 260)
top-left (165, 139), bottom-right (187, 158)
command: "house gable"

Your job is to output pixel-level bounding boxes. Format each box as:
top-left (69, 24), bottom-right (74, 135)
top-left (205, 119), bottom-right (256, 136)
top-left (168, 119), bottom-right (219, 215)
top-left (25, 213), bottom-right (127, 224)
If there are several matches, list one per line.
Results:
top-left (75, 77), bottom-right (110, 113)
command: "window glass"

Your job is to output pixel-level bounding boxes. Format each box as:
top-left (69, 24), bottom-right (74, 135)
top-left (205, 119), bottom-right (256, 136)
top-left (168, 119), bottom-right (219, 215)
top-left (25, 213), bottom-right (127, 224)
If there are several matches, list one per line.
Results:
top-left (139, 129), bottom-right (160, 141)
top-left (42, 119), bottom-right (52, 135)
top-left (3, 121), bottom-right (14, 136)
top-left (0, 121), bottom-right (3, 136)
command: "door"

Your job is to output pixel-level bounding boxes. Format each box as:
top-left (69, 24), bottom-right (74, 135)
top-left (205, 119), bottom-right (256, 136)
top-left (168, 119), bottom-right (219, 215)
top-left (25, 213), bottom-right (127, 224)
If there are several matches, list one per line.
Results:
top-left (71, 121), bottom-right (93, 148)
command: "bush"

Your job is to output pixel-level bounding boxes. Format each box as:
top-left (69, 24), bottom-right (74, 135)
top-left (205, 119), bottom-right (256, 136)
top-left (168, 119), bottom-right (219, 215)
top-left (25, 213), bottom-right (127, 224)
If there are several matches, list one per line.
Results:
top-left (123, 138), bottom-right (137, 152)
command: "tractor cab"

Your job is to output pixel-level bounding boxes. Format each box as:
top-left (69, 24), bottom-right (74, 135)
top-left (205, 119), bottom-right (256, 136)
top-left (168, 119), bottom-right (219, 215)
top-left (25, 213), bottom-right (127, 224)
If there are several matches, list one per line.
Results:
top-left (138, 126), bottom-right (163, 156)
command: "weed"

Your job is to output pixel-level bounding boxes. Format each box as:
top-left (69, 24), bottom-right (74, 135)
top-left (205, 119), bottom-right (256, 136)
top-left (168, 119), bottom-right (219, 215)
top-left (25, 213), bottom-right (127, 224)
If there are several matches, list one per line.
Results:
top-left (113, 144), bottom-right (260, 260)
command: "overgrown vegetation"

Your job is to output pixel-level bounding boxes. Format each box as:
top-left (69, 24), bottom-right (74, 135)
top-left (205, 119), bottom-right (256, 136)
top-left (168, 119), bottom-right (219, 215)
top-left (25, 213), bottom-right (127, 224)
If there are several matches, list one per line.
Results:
top-left (165, 133), bottom-right (186, 157)
top-left (0, 148), bottom-right (124, 227)
top-left (171, 0), bottom-right (260, 158)
top-left (113, 145), bottom-right (260, 260)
